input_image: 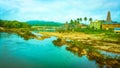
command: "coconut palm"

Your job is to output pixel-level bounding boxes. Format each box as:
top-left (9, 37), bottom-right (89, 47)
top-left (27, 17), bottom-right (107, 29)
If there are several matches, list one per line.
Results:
top-left (89, 17), bottom-right (92, 22)
top-left (74, 20), bottom-right (78, 25)
top-left (77, 18), bottom-right (79, 20)
top-left (79, 18), bottom-right (82, 23)
top-left (84, 17), bottom-right (87, 21)
top-left (70, 19), bottom-right (74, 24)
top-left (77, 18), bottom-right (80, 24)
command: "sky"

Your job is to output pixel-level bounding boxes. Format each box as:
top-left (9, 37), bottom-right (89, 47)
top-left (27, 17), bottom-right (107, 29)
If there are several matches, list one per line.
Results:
top-left (0, 0), bottom-right (120, 23)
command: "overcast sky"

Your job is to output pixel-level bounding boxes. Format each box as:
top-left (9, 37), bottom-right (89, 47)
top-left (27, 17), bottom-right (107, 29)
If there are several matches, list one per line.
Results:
top-left (0, 0), bottom-right (120, 23)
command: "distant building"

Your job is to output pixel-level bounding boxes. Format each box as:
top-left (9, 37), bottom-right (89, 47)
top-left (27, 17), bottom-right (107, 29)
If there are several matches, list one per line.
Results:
top-left (90, 20), bottom-right (104, 29)
top-left (106, 11), bottom-right (112, 22)
top-left (102, 21), bottom-right (120, 30)
top-left (90, 11), bottom-right (120, 30)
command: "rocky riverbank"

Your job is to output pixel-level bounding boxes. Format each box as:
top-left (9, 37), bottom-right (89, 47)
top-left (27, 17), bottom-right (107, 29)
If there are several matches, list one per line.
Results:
top-left (0, 27), bottom-right (36, 40)
top-left (40, 32), bottom-right (120, 53)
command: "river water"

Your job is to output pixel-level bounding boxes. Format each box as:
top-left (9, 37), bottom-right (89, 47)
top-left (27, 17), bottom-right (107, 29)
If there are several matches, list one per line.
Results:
top-left (0, 32), bottom-right (120, 68)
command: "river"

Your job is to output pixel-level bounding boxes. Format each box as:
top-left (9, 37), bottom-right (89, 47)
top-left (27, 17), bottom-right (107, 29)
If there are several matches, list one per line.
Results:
top-left (0, 32), bottom-right (120, 68)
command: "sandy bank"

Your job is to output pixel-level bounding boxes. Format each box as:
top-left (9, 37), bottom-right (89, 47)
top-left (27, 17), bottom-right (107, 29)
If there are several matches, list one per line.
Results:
top-left (40, 32), bottom-right (120, 53)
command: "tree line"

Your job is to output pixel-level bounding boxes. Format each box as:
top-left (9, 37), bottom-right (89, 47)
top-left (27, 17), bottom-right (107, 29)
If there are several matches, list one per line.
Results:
top-left (66, 17), bottom-right (93, 24)
top-left (0, 20), bottom-right (31, 28)
top-left (63, 17), bottom-right (93, 31)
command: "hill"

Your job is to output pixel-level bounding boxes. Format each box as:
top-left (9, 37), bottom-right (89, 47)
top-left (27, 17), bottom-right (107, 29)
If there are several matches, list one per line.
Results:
top-left (27, 20), bottom-right (63, 26)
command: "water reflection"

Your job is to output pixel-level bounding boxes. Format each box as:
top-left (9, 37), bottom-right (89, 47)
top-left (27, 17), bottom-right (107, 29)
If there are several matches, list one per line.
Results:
top-left (53, 38), bottom-right (120, 68)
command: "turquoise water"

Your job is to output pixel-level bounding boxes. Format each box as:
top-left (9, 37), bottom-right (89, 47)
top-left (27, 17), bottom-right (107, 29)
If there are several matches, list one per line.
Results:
top-left (0, 32), bottom-right (98, 68)
top-left (0, 32), bottom-right (120, 68)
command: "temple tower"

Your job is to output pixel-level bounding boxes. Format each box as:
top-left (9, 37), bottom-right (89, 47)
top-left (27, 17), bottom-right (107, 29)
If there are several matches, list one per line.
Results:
top-left (106, 11), bottom-right (112, 22)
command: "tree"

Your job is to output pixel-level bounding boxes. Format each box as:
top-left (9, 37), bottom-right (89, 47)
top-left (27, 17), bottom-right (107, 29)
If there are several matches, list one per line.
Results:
top-left (12, 21), bottom-right (20, 28)
top-left (76, 18), bottom-right (80, 24)
top-left (65, 21), bottom-right (68, 25)
top-left (74, 20), bottom-right (77, 25)
top-left (77, 18), bottom-right (79, 21)
top-left (64, 21), bottom-right (69, 30)
top-left (79, 18), bottom-right (82, 22)
top-left (0, 20), bottom-right (31, 28)
top-left (70, 19), bottom-right (74, 24)
top-left (0, 20), bottom-right (4, 27)
top-left (84, 17), bottom-right (87, 21)
top-left (89, 18), bottom-right (92, 22)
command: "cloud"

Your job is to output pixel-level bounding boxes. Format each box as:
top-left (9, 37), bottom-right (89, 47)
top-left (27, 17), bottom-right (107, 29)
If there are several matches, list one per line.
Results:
top-left (0, 0), bottom-right (120, 23)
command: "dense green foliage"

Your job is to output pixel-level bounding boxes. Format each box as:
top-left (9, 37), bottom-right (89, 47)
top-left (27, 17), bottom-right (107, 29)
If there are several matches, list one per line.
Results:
top-left (74, 28), bottom-right (112, 34)
top-left (27, 20), bottom-right (63, 26)
top-left (0, 20), bottom-right (35, 40)
top-left (0, 20), bottom-right (31, 28)
top-left (64, 17), bottom-right (93, 31)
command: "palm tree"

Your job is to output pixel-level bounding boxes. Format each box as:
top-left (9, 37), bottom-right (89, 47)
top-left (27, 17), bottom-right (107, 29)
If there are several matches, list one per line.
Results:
top-left (84, 17), bottom-right (87, 24)
top-left (70, 19), bottom-right (74, 30)
top-left (77, 18), bottom-right (79, 22)
top-left (79, 18), bottom-right (82, 23)
top-left (70, 19), bottom-right (74, 24)
top-left (89, 17), bottom-right (92, 22)
top-left (84, 17), bottom-right (87, 21)
top-left (77, 18), bottom-right (79, 20)
top-left (74, 20), bottom-right (78, 25)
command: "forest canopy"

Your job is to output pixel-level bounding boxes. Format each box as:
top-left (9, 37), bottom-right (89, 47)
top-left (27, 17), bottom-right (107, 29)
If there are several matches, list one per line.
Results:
top-left (0, 20), bottom-right (31, 28)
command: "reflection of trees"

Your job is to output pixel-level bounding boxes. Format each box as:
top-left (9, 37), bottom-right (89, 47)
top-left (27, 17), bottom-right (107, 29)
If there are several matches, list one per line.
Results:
top-left (52, 39), bottom-right (120, 68)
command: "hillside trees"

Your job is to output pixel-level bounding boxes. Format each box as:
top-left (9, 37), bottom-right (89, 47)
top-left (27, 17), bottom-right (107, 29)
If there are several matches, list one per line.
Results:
top-left (0, 20), bottom-right (31, 28)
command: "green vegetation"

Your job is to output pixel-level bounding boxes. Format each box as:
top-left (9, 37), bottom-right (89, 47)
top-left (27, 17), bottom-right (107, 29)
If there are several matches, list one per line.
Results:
top-left (27, 20), bottom-right (63, 26)
top-left (0, 20), bottom-right (35, 40)
top-left (74, 28), bottom-right (113, 34)
top-left (0, 20), bottom-right (31, 28)
top-left (59, 16), bottom-right (120, 41)
top-left (84, 17), bottom-right (87, 21)
top-left (89, 17), bottom-right (93, 22)
top-left (62, 17), bottom-right (93, 32)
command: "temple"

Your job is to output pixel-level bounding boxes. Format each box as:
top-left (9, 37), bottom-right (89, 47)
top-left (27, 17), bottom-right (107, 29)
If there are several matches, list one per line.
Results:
top-left (106, 11), bottom-right (112, 22)
top-left (90, 11), bottom-right (120, 30)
